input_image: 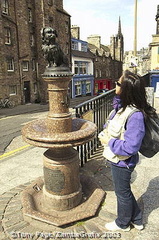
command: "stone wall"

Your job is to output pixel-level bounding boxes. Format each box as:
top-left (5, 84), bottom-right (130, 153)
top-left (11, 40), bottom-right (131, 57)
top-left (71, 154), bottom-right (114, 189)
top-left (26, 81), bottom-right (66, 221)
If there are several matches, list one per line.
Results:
top-left (0, 0), bottom-right (71, 105)
top-left (0, 0), bottom-right (21, 104)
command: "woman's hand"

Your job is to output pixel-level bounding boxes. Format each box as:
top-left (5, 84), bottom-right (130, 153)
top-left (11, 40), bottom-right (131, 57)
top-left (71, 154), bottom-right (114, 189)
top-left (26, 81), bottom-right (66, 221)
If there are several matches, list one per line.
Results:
top-left (98, 130), bottom-right (110, 145)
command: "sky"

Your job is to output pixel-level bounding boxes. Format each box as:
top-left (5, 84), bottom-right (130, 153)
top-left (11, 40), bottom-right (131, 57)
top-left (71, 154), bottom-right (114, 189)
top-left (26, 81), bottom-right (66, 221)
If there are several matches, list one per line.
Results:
top-left (63, 0), bottom-right (159, 51)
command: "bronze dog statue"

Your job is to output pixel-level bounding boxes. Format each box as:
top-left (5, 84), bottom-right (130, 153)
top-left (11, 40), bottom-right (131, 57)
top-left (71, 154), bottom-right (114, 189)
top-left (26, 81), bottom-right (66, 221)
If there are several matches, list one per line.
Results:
top-left (41, 27), bottom-right (68, 68)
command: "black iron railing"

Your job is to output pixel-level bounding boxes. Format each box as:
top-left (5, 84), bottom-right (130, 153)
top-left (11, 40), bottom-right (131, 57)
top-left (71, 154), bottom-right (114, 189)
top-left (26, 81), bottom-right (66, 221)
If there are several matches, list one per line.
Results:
top-left (74, 89), bottom-right (115, 166)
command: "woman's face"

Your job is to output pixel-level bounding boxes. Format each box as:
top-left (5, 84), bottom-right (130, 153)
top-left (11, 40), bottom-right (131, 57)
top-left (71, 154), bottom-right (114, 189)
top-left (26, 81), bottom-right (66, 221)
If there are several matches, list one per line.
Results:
top-left (115, 75), bottom-right (123, 95)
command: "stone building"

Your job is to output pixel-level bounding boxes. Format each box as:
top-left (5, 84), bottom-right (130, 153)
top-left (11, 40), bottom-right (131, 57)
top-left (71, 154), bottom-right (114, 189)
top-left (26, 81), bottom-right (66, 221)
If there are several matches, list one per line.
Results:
top-left (110, 17), bottom-right (124, 62)
top-left (88, 35), bottom-right (113, 92)
top-left (87, 19), bottom-right (123, 94)
top-left (123, 48), bottom-right (151, 76)
top-left (71, 38), bottom-right (94, 98)
top-left (150, 5), bottom-right (159, 71)
top-left (71, 25), bottom-right (95, 98)
top-left (149, 5), bottom-right (159, 92)
top-left (0, 0), bottom-right (71, 105)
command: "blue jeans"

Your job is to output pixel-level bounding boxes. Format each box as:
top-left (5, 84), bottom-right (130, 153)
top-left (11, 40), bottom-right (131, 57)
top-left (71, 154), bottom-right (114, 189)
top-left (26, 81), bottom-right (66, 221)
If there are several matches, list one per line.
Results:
top-left (111, 164), bottom-right (142, 229)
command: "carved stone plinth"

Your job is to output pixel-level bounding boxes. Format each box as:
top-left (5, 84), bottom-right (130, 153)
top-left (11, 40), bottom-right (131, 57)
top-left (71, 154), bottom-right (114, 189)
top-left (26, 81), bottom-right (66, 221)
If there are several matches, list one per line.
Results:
top-left (42, 148), bottom-right (82, 211)
top-left (21, 175), bottom-right (105, 227)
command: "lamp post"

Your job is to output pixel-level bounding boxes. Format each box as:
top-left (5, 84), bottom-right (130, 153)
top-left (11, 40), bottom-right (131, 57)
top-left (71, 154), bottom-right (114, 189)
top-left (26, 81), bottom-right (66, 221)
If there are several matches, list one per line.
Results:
top-left (134, 0), bottom-right (137, 57)
top-left (133, 0), bottom-right (138, 73)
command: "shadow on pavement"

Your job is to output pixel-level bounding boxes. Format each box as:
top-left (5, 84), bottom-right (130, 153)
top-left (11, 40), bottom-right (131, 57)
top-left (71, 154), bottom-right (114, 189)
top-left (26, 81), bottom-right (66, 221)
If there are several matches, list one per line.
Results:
top-left (140, 176), bottom-right (159, 224)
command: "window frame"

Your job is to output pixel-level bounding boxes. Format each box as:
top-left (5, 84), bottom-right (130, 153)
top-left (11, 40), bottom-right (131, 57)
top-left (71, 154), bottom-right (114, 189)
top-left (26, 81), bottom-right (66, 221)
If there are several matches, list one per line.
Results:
top-left (30, 34), bottom-right (35, 47)
top-left (7, 58), bottom-right (14, 72)
top-left (86, 80), bottom-right (91, 93)
top-left (4, 27), bottom-right (11, 45)
top-left (72, 41), bottom-right (78, 50)
top-left (32, 59), bottom-right (36, 71)
top-left (28, 8), bottom-right (32, 23)
top-left (74, 61), bottom-right (88, 75)
top-left (81, 43), bottom-right (87, 52)
top-left (22, 61), bottom-right (29, 72)
top-left (75, 81), bottom-right (81, 96)
top-left (79, 62), bottom-right (87, 74)
top-left (9, 85), bottom-right (17, 96)
top-left (2, 0), bottom-right (9, 15)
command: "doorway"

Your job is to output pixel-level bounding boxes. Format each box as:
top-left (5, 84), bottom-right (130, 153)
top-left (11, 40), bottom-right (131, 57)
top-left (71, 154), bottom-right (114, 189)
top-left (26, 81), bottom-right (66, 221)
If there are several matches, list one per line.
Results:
top-left (24, 81), bottom-right (30, 103)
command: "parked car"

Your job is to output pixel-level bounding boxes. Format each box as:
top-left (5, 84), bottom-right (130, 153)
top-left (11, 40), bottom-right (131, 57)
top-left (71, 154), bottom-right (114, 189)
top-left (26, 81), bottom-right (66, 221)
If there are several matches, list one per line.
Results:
top-left (97, 89), bottom-right (109, 95)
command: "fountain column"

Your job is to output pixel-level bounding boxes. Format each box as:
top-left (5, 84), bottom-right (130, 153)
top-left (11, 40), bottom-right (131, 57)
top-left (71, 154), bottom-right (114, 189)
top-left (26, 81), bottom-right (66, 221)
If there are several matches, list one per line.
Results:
top-left (21, 27), bottom-right (105, 227)
top-left (41, 69), bottom-right (82, 211)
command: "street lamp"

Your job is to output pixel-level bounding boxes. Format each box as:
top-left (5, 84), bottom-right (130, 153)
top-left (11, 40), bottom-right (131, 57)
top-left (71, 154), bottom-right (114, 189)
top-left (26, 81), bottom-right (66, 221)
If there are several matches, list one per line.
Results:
top-left (134, 0), bottom-right (137, 57)
top-left (130, 0), bottom-right (138, 74)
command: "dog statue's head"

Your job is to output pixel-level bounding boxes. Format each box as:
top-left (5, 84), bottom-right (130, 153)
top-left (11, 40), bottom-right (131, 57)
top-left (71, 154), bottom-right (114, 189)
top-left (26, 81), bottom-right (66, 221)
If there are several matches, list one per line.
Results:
top-left (41, 27), bottom-right (58, 44)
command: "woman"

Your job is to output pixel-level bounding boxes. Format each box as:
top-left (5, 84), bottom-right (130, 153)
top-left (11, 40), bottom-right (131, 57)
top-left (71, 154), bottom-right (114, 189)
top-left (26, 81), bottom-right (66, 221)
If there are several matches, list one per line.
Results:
top-left (99, 70), bottom-right (156, 231)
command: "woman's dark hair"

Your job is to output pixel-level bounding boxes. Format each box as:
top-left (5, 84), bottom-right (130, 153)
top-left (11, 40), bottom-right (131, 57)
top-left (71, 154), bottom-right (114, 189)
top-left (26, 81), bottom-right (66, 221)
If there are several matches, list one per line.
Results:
top-left (119, 70), bottom-right (157, 118)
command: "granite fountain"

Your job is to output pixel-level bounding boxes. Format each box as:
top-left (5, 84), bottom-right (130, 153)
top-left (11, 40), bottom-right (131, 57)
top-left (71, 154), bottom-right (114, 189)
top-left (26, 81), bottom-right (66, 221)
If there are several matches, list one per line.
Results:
top-left (21, 27), bottom-right (105, 227)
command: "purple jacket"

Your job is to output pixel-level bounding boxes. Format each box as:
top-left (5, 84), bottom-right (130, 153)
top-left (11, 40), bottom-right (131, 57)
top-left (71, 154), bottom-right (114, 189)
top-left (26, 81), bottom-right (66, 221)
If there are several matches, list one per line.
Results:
top-left (107, 96), bottom-right (145, 168)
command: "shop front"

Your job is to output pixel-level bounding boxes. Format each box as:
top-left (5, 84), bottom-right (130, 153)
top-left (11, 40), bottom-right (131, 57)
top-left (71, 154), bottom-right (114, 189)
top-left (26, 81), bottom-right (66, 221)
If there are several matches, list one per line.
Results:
top-left (94, 79), bottom-right (112, 95)
top-left (72, 75), bottom-right (94, 98)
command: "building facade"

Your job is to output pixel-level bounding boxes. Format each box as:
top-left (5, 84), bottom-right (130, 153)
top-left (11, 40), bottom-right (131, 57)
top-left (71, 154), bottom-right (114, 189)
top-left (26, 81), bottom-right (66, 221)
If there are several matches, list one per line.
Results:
top-left (88, 35), bottom-right (113, 93)
top-left (149, 5), bottom-right (159, 93)
top-left (150, 4), bottom-right (159, 71)
top-left (71, 26), bottom-right (94, 98)
top-left (71, 24), bottom-right (123, 97)
top-left (87, 19), bottom-right (123, 94)
top-left (123, 48), bottom-right (151, 76)
top-left (0, 0), bottom-right (71, 105)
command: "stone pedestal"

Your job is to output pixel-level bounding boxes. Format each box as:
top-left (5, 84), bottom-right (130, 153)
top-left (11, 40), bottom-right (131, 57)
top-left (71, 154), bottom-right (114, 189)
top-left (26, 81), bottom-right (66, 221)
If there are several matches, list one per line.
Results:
top-left (42, 148), bottom-right (82, 211)
top-left (21, 66), bottom-right (105, 227)
top-left (46, 76), bottom-right (72, 133)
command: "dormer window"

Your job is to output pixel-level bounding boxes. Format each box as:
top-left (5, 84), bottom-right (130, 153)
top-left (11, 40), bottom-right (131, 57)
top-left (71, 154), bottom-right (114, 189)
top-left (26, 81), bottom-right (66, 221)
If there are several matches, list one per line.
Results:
top-left (72, 41), bottom-right (78, 50)
top-left (81, 43), bottom-right (87, 52)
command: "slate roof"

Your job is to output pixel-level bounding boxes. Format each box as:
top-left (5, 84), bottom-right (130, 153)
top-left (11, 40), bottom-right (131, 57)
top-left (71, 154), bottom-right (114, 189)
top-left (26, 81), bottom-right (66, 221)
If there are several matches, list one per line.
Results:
top-left (72, 49), bottom-right (95, 59)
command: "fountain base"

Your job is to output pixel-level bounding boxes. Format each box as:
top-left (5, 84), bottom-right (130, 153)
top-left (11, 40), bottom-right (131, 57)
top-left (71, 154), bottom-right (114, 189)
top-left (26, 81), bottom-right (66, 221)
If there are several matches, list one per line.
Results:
top-left (21, 175), bottom-right (105, 227)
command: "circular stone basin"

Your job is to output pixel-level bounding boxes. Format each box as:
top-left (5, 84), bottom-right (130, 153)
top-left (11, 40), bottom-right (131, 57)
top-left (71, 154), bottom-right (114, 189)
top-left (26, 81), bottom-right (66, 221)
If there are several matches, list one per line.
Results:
top-left (22, 118), bottom-right (97, 148)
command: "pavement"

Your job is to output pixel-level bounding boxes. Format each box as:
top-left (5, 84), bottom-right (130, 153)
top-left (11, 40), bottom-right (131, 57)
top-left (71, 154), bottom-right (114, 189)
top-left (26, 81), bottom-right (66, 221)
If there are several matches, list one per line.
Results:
top-left (0, 95), bottom-right (93, 119)
top-left (0, 98), bottom-right (159, 239)
top-left (0, 103), bottom-right (49, 119)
